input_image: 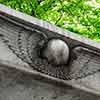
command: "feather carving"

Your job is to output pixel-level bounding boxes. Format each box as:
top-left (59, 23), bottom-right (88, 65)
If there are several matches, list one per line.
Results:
top-left (0, 18), bottom-right (100, 80)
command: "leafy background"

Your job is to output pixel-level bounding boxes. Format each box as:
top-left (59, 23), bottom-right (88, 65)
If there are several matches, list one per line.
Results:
top-left (0, 0), bottom-right (100, 41)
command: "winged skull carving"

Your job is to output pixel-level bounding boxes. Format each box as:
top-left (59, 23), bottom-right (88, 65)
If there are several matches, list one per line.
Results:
top-left (0, 19), bottom-right (100, 80)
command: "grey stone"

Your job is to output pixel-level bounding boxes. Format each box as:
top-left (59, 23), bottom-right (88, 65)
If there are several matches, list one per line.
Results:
top-left (0, 4), bottom-right (100, 99)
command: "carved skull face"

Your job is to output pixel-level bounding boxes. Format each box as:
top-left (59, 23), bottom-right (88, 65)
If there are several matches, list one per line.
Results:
top-left (42, 39), bottom-right (69, 65)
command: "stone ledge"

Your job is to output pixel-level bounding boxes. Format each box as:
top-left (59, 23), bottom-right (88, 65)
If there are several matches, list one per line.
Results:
top-left (0, 4), bottom-right (100, 52)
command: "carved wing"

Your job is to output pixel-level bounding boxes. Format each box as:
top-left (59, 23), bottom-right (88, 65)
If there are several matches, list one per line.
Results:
top-left (68, 47), bottom-right (100, 80)
top-left (0, 18), bottom-right (100, 80)
top-left (0, 20), bottom-right (43, 64)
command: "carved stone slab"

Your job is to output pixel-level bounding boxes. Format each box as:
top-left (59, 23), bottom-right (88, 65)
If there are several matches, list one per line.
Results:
top-left (0, 4), bottom-right (100, 98)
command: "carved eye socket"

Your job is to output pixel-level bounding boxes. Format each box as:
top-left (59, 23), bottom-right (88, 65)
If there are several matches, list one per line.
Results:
top-left (42, 39), bottom-right (70, 65)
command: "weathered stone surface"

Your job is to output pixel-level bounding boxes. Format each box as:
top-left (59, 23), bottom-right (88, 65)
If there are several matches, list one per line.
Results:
top-left (0, 65), bottom-right (99, 100)
top-left (0, 4), bottom-right (100, 99)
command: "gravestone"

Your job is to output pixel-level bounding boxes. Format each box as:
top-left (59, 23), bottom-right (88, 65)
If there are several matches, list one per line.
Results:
top-left (0, 4), bottom-right (100, 100)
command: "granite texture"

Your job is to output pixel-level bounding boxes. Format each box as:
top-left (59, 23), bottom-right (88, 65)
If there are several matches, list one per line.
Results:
top-left (0, 65), bottom-right (99, 100)
top-left (0, 4), bottom-right (100, 99)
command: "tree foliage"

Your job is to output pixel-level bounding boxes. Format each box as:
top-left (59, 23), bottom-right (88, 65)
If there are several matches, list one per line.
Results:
top-left (1, 0), bottom-right (100, 41)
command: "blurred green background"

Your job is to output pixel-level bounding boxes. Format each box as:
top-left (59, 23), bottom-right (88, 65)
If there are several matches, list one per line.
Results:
top-left (0, 0), bottom-right (100, 41)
